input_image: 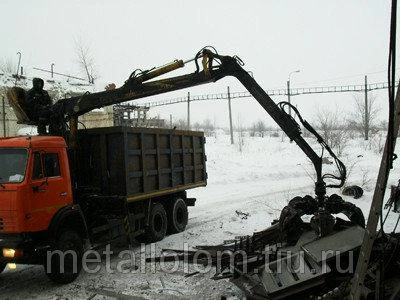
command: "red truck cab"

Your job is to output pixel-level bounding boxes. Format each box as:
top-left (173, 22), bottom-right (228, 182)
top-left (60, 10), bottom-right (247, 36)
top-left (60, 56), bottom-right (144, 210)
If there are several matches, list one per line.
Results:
top-left (0, 136), bottom-right (83, 282)
top-left (0, 136), bottom-right (72, 234)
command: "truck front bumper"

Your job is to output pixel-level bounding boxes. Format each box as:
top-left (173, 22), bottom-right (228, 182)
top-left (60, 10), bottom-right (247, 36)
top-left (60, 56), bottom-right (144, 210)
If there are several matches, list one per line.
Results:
top-left (0, 232), bottom-right (49, 265)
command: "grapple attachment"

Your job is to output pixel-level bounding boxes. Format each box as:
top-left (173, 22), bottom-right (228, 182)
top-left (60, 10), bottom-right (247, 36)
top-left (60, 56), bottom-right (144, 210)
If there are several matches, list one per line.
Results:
top-left (5, 87), bottom-right (32, 124)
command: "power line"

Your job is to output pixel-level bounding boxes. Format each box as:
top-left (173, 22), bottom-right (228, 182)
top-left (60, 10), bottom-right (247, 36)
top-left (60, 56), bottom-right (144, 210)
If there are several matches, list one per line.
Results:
top-left (296, 68), bottom-right (399, 85)
top-left (33, 67), bottom-right (87, 81)
top-left (138, 81), bottom-right (395, 108)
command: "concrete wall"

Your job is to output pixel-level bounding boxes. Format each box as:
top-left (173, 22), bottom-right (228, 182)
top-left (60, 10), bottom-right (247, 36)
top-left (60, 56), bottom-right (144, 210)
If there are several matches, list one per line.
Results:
top-left (78, 106), bottom-right (114, 129)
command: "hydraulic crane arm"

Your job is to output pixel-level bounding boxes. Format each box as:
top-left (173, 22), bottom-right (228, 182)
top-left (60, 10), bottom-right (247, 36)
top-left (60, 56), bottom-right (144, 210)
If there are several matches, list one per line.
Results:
top-left (58, 48), bottom-right (344, 195)
top-left (54, 62), bottom-right (218, 118)
top-left (10, 47), bottom-right (346, 195)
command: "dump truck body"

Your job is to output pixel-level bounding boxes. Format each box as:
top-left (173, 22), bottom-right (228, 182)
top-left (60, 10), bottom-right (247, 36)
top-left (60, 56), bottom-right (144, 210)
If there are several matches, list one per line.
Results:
top-left (76, 126), bottom-right (207, 201)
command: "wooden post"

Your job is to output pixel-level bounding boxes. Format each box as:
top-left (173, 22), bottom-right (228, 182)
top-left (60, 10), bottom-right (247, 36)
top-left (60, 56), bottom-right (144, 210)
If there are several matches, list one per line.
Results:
top-left (227, 86), bottom-right (234, 144)
top-left (350, 83), bottom-right (400, 299)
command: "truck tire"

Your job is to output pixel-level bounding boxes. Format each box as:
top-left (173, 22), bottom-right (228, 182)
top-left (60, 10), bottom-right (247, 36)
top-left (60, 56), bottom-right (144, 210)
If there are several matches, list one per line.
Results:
top-left (144, 203), bottom-right (168, 243)
top-left (44, 230), bottom-right (83, 284)
top-left (168, 197), bottom-right (188, 233)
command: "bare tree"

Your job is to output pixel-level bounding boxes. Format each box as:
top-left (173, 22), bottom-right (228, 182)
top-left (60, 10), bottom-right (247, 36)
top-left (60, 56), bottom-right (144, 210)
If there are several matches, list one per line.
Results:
top-left (75, 37), bottom-right (97, 83)
top-left (351, 93), bottom-right (380, 140)
top-left (315, 108), bottom-right (348, 156)
top-left (0, 58), bottom-right (16, 74)
top-left (201, 118), bottom-right (215, 137)
top-left (192, 122), bottom-right (201, 131)
top-left (172, 118), bottom-right (187, 130)
top-left (317, 109), bottom-right (337, 142)
top-left (236, 116), bottom-right (245, 152)
top-left (255, 120), bottom-right (267, 137)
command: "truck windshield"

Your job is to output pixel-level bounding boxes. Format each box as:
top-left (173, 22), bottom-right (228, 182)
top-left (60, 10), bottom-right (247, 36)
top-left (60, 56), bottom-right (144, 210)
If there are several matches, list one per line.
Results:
top-left (0, 148), bottom-right (28, 184)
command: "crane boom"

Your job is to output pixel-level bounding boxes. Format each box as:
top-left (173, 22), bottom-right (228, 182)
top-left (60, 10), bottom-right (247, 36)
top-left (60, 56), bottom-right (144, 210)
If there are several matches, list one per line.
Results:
top-left (8, 48), bottom-right (346, 198)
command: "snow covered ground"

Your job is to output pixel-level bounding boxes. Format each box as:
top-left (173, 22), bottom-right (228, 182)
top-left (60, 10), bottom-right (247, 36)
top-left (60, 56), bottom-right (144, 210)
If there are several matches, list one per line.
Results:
top-left (1, 132), bottom-right (400, 299)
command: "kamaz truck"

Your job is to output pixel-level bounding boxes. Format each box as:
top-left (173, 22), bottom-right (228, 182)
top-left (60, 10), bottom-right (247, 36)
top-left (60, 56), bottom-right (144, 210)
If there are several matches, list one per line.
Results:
top-left (0, 48), bottom-right (352, 286)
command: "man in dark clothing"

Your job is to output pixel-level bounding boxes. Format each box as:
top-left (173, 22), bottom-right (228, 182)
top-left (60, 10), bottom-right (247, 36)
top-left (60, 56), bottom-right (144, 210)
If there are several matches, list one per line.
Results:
top-left (25, 78), bottom-right (53, 135)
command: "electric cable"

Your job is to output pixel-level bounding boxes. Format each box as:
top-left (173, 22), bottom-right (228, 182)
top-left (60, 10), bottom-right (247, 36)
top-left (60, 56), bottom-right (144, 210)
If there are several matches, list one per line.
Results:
top-left (277, 101), bottom-right (346, 188)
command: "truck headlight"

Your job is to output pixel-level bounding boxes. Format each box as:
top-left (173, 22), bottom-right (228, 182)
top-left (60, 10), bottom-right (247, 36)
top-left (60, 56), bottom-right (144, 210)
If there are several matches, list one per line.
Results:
top-left (2, 248), bottom-right (23, 258)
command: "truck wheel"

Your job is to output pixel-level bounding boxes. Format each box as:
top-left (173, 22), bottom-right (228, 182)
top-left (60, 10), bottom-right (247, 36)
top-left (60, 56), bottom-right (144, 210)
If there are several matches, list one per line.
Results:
top-left (168, 197), bottom-right (188, 233)
top-left (145, 203), bottom-right (168, 243)
top-left (44, 230), bottom-right (83, 284)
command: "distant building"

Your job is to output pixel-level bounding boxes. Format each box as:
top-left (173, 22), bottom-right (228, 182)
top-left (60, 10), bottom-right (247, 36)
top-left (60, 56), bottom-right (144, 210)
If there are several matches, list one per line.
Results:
top-left (113, 104), bottom-right (166, 128)
top-left (79, 106), bottom-right (114, 129)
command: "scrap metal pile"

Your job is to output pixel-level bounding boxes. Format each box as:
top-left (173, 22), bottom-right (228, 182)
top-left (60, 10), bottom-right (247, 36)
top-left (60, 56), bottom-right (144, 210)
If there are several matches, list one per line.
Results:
top-left (151, 195), bottom-right (400, 299)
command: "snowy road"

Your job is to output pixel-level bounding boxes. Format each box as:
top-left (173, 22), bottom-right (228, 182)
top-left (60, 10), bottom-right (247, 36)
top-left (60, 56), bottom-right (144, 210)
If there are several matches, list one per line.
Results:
top-left (1, 134), bottom-right (399, 299)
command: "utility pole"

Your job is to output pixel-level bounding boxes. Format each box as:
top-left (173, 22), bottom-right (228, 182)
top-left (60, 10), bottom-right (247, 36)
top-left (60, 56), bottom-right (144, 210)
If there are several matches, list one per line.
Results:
top-left (287, 80), bottom-right (291, 117)
top-left (287, 70), bottom-right (300, 118)
top-left (364, 75), bottom-right (369, 140)
top-left (187, 92), bottom-right (190, 130)
top-left (227, 86), bottom-right (234, 144)
top-left (51, 63), bottom-right (55, 78)
top-left (15, 52), bottom-right (21, 86)
top-left (2, 97), bottom-right (6, 137)
top-left (170, 114), bottom-right (173, 129)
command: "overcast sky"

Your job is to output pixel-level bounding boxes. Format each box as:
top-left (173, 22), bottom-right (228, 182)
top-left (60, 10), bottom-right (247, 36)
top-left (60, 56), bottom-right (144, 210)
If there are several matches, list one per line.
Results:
top-left (0, 0), bottom-right (397, 127)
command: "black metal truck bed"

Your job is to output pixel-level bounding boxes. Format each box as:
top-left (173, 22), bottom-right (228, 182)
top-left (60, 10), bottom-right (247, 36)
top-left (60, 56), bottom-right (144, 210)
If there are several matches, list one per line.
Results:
top-left (76, 126), bottom-right (207, 201)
